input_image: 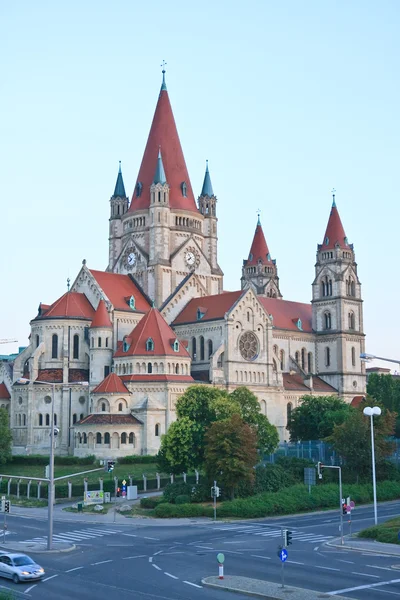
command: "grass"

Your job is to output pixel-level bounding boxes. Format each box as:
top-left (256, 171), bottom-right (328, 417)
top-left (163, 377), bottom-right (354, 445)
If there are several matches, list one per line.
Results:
top-left (358, 516), bottom-right (400, 545)
top-left (5, 496), bottom-right (47, 508)
top-left (64, 502), bottom-right (114, 513)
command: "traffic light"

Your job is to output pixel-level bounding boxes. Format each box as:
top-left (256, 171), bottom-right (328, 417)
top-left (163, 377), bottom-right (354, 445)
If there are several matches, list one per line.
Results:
top-left (4, 501), bottom-right (10, 513)
top-left (106, 460), bottom-right (115, 473)
top-left (342, 503), bottom-right (347, 515)
top-left (317, 462), bottom-right (323, 479)
top-left (286, 530), bottom-right (293, 546)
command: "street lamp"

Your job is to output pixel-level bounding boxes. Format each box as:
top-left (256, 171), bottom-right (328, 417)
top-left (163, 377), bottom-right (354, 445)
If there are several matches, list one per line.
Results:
top-left (360, 353), bottom-right (400, 372)
top-left (363, 405), bottom-right (382, 526)
top-left (17, 377), bottom-right (88, 549)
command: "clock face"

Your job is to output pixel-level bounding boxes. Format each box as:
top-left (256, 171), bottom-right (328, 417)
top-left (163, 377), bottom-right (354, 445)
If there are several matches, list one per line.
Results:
top-left (127, 252), bottom-right (136, 266)
top-left (185, 251), bottom-right (196, 267)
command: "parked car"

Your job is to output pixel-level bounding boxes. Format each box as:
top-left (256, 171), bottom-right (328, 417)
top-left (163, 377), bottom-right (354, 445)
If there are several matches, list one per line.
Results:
top-left (0, 553), bottom-right (45, 583)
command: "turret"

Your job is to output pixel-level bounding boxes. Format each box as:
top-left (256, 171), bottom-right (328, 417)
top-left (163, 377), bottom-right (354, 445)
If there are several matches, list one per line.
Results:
top-left (108, 162), bottom-right (129, 270)
top-left (89, 300), bottom-right (113, 385)
top-left (198, 161), bottom-right (219, 271)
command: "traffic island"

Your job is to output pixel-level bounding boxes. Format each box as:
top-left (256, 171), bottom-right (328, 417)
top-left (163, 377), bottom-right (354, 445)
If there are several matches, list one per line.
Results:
top-left (0, 541), bottom-right (75, 554)
top-left (201, 576), bottom-right (353, 600)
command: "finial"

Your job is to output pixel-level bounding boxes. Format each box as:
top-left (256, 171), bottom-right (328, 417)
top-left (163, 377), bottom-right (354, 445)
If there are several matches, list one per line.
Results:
top-left (82, 259), bottom-right (86, 266)
top-left (257, 209), bottom-right (261, 226)
top-left (118, 160), bottom-right (122, 173)
top-left (160, 60), bottom-right (167, 91)
top-left (158, 145), bottom-right (161, 158)
top-left (331, 188), bottom-right (336, 207)
top-left (67, 278), bottom-right (70, 292)
top-left (206, 159), bottom-right (209, 172)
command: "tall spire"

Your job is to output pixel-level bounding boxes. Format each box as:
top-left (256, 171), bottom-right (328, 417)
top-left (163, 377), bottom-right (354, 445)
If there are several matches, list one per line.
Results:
top-left (321, 195), bottom-right (349, 250)
top-left (129, 75), bottom-right (198, 213)
top-left (113, 161), bottom-right (126, 197)
top-left (160, 60), bottom-right (167, 91)
top-left (247, 217), bottom-right (272, 265)
top-left (200, 160), bottom-right (214, 197)
top-left (153, 148), bottom-right (167, 184)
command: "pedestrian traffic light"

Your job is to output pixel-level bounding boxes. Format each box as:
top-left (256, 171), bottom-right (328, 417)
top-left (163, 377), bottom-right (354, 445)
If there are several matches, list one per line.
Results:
top-left (286, 530), bottom-right (293, 546)
top-left (317, 462), bottom-right (323, 479)
top-left (107, 460), bottom-right (115, 473)
top-left (4, 501), bottom-right (10, 513)
top-left (342, 503), bottom-right (347, 515)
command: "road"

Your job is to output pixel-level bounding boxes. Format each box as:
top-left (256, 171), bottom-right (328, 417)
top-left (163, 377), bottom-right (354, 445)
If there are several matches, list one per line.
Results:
top-left (1, 500), bottom-right (400, 599)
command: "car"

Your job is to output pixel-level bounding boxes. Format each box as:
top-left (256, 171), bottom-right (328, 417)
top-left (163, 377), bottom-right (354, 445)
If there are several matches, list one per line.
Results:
top-left (0, 553), bottom-right (45, 583)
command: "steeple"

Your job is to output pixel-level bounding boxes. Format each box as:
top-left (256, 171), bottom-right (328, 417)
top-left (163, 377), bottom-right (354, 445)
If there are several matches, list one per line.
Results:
top-left (241, 217), bottom-right (281, 298)
top-left (113, 161), bottom-right (126, 198)
top-left (247, 218), bottom-right (272, 266)
top-left (321, 194), bottom-right (349, 250)
top-left (153, 149), bottom-right (167, 184)
top-left (129, 73), bottom-right (198, 213)
top-left (201, 160), bottom-right (214, 197)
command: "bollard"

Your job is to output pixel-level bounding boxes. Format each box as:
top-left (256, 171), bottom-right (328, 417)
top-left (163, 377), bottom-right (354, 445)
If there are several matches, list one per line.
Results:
top-left (183, 472), bottom-right (187, 483)
top-left (17, 479), bottom-right (21, 499)
top-left (83, 478), bottom-right (88, 494)
top-left (156, 473), bottom-right (160, 490)
top-left (128, 476), bottom-right (132, 487)
top-left (142, 474), bottom-right (147, 492)
top-left (7, 479), bottom-right (12, 496)
top-left (37, 481), bottom-right (41, 500)
top-left (68, 481), bottom-right (72, 499)
top-left (99, 478), bottom-right (103, 491)
top-left (195, 470), bottom-right (199, 484)
top-left (170, 473), bottom-right (174, 484)
top-left (27, 480), bottom-right (31, 499)
top-left (219, 564), bottom-right (224, 579)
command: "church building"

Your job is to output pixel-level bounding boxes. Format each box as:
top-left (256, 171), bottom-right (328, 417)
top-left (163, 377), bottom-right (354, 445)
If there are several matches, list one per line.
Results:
top-left (0, 71), bottom-right (366, 457)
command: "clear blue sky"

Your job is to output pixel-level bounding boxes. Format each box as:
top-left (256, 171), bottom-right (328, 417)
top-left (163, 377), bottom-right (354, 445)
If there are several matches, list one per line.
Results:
top-left (1, 1), bottom-right (399, 370)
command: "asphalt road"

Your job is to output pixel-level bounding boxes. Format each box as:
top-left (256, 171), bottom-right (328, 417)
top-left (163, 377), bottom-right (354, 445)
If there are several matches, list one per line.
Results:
top-left (1, 500), bottom-right (400, 599)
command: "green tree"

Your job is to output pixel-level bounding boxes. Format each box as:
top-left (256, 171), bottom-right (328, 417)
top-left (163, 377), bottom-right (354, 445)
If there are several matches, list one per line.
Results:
top-left (157, 417), bottom-right (202, 473)
top-left (204, 414), bottom-right (258, 499)
top-left (176, 385), bottom-right (228, 423)
top-left (0, 408), bottom-right (12, 465)
top-left (287, 395), bottom-right (352, 441)
top-left (367, 373), bottom-right (400, 435)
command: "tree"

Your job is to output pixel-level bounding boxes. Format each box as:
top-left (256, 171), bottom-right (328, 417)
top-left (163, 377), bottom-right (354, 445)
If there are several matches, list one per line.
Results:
top-left (157, 417), bottom-right (202, 474)
top-left (176, 386), bottom-right (228, 423)
top-left (287, 395), bottom-right (352, 441)
top-left (204, 414), bottom-right (258, 499)
top-left (0, 408), bottom-right (12, 465)
top-left (327, 400), bottom-right (396, 482)
top-left (367, 373), bottom-right (400, 436)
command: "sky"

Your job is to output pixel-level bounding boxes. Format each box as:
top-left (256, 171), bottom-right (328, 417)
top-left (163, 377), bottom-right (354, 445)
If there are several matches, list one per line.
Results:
top-left (1, 1), bottom-right (399, 371)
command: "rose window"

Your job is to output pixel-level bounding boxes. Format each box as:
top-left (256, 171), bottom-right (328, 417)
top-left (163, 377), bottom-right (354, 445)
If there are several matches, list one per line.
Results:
top-left (239, 331), bottom-right (259, 361)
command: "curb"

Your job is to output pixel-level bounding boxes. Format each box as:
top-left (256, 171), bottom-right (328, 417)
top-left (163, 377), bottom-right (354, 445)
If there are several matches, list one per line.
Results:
top-left (326, 537), bottom-right (400, 558)
top-left (201, 579), bottom-right (279, 600)
top-left (0, 543), bottom-right (76, 554)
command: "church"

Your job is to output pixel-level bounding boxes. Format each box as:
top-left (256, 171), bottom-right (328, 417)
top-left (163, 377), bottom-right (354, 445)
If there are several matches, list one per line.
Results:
top-left (0, 71), bottom-right (366, 457)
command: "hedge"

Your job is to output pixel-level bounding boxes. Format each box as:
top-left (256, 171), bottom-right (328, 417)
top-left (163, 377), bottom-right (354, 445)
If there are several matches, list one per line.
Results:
top-left (140, 496), bottom-right (166, 509)
top-left (154, 502), bottom-right (214, 518)
top-left (9, 455), bottom-right (96, 466)
top-left (117, 455), bottom-right (156, 464)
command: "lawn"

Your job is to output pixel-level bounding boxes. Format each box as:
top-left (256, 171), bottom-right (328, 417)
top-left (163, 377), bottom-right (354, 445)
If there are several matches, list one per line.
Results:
top-left (358, 516), bottom-right (400, 545)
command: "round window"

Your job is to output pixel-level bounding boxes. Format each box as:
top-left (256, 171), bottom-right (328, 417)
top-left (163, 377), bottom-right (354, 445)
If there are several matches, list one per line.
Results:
top-left (239, 331), bottom-right (259, 361)
top-left (79, 396), bottom-right (86, 405)
top-left (44, 395), bottom-right (51, 404)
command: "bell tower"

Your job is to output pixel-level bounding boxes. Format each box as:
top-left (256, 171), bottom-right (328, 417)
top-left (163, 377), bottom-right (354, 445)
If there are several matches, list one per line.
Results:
top-left (312, 193), bottom-right (366, 396)
top-left (198, 161), bottom-right (219, 272)
top-left (108, 162), bottom-right (129, 271)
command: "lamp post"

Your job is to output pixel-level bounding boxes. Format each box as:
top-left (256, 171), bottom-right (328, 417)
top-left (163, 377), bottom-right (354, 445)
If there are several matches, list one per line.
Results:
top-left (18, 377), bottom-right (88, 550)
top-left (363, 406), bottom-right (381, 526)
top-left (360, 353), bottom-right (400, 373)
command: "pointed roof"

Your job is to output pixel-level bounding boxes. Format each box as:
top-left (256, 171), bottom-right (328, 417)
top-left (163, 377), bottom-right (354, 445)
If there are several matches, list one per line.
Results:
top-left (92, 373), bottom-right (130, 394)
top-left (90, 299), bottom-right (112, 329)
top-left (321, 200), bottom-right (349, 250)
top-left (34, 292), bottom-right (95, 321)
top-left (89, 270), bottom-right (151, 313)
top-left (200, 161), bottom-right (214, 197)
top-left (114, 307), bottom-right (190, 358)
top-left (245, 218), bottom-right (273, 266)
top-left (153, 149), bottom-right (167, 184)
top-left (128, 75), bottom-right (198, 213)
top-left (0, 383), bottom-right (10, 399)
top-left (113, 161), bottom-right (126, 198)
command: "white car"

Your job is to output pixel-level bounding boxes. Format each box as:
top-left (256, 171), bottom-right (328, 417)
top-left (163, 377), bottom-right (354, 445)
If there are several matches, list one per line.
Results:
top-left (0, 553), bottom-right (45, 583)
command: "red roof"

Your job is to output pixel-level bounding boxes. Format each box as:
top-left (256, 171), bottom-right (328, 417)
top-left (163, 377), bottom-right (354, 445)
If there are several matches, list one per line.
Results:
top-left (120, 374), bottom-right (194, 383)
top-left (92, 373), bottom-right (129, 394)
top-left (321, 203), bottom-right (349, 250)
top-left (128, 85), bottom-right (198, 213)
top-left (36, 292), bottom-right (94, 320)
top-left (283, 373), bottom-right (337, 392)
top-left (77, 414), bottom-right (143, 426)
top-left (34, 369), bottom-right (89, 383)
top-left (246, 221), bottom-right (272, 266)
top-left (89, 270), bottom-right (150, 312)
top-left (172, 291), bottom-right (243, 325)
top-left (115, 308), bottom-right (190, 358)
top-left (351, 395), bottom-right (365, 407)
top-left (0, 383), bottom-right (10, 399)
top-left (90, 299), bottom-right (112, 329)
top-left (258, 297), bottom-right (312, 332)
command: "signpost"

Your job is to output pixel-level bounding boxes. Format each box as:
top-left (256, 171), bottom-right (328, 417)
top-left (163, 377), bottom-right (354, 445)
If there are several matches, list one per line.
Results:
top-left (217, 553), bottom-right (225, 579)
top-left (211, 481), bottom-right (220, 521)
top-left (316, 462), bottom-right (344, 545)
top-left (277, 546), bottom-right (288, 588)
top-left (1, 496), bottom-right (10, 543)
top-left (121, 480), bottom-right (127, 498)
top-left (84, 491), bottom-right (104, 506)
top-left (304, 467), bottom-right (316, 495)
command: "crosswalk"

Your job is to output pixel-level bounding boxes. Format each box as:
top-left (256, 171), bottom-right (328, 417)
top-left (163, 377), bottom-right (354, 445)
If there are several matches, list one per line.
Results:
top-left (21, 527), bottom-right (122, 544)
top-left (211, 525), bottom-right (334, 544)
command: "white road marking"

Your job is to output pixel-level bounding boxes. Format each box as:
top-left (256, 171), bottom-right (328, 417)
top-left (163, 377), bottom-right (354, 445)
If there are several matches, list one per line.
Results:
top-left (91, 560), bottom-right (113, 565)
top-left (314, 546), bottom-right (319, 551)
top-left (184, 581), bottom-right (202, 588)
top-left (328, 578), bottom-right (400, 595)
top-left (316, 566), bottom-right (340, 571)
top-left (43, 575), bottom-right (59, 582)
top-left (288, 561), bottom-right (304, 565)
top-left (152, 564), bottom-right (162, 571)
top-left (153, 550), bottom-right (163, 555)
top-left (66, 566), bottom-right (84, 572)
top-left (352, 572), bottom-right (380, 578)
top-left (223, 541), bottom-right (242, 544)
top-left (122, 555), bottom-right (147, 560)
top-left (144, 536), bottom-right (159, 540)
top-left (164, 572), bottom-right (178, 579)
top-left (367, 565), bottom-right (396, 572)
top-left (338, 560), bottom-right (355, 564)
top-left (251, 555), bottom-right (271, 560)
top-left (149, 557), bottom-right (153, 563)
top-left (24, 584), bottom-right (37, 593)
top-left (194, 545), bottom-right (214, 549)
top-left (122, 533), bottom-right (138, 537)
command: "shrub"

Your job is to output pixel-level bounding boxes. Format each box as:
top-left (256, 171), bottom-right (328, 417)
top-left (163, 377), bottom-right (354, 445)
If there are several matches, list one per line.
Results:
top-left (163, 482), bottom-right (193, 503)
top-left (190, 483), bottom-right (210, 503)
top-left (154, 502), bottom-right (213, 518)
top-left (175, 494), bottom-right (191, 505)
top-left (140, 496), bottom-right (165, 509)
top-left (275, 456), bottom-right (314, 482)
top-left (117, 455), bottom-right (156, 464)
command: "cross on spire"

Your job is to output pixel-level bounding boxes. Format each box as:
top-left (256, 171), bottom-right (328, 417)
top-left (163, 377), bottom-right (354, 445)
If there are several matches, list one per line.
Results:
top-left (257, 208), bottom-right (261, 226)
top-left (160, 60), bottom-right (167, 91)
top-left (331, 188), bottom-right (336, 207)
top-left (67, 278), bottom-right (70, 292)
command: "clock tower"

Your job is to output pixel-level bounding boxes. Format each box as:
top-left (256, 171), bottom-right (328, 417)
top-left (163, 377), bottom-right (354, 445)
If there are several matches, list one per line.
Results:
top-left (108, 71), bottom-right (223, 306)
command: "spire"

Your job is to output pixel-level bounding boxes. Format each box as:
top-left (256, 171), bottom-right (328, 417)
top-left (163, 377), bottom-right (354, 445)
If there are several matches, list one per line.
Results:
top-left (153, 148), bottom-right (167, 184)
top-left (201, 160), bottom-right (214, 197)
top-left (113, 161), bottom-right (126, 197)
top-left (129, 76), bottom-right (198, 213)
top-left (90, 299), bottom-right (112, 329)
top-left (246, 218), bottom-right (272, 266)
top-left (160, 60), bottom-right (167, 91)
top-left (321, 195), bottom-right (349, 250)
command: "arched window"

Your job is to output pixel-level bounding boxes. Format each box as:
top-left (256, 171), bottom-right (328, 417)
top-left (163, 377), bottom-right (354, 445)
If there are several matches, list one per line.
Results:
top-left (325, 347), bottom-right (331, 367)
top-left (146, 338), bottom-right (154, 352)
top-left (351, 281), bottom-right (355, 296)
top-left (324, 312), bottom-right (332, 330)
top-left (175, 364), bottom-right (179, 374)
top-left (96, 432), bottom-right (102, 444)
top-left (301, 348), bottom-right (306, 370)
top-left (121, 432), bottom-right (127, 444)
top-left (39, 414), bottom-right (43, 426)
top-left (308, 352), bottom-right (313, 373)
top-left (104, 432), bottom-right (110, 444)
top-left (118, 403), bottom-right (123, 412)
top-left (45, 414), bottom-right (50, 426)
top-left (72, 414), bottom-right (77, 424)
top-left (23, 414), bottom-right (26, 426)
top-left (36, 334), bottom-right (40, 348)
top-left (155, 423), bottom-right (160, 437)
top-left (287, 402), bottom-right (293, 424)
top-left (351, 346), bottom-right (356, 367)
top-left (98, 337), bottom-right (102, 348)
top-left (192, 337), bottom-right (197, 360)
top-left (272, 359), bottom-right (277, 372)
top-left (129, 432), bottom-right (135, 445)
top-left (83, 433), bottom-right (87, 445)
top-left (348, 312), bottom-right (355, 330)
top-left (147, 362), bottom-right (152, 374)
top-left (73, 334), bottom-right (79, 359)
top-left (321, 281), bottom-right (326, 297)
top-left (295, 351), bottom-right (300, 364)
top-left (54, 414), bottom-right (57, 425)
top-left (208, 339), bottom-right (213, 358)
top-left (80, 413), bottom-right (84, 421)
top-left (51, 334), bottom-right (58, 359)
top-left (280, 350), bottom-right (284, 371)
top-left (101, 402), bottom-right (106, 412)
top-left (200, 336), bottom-right (205, 361)
top-left (273, 345), bottom-right (278, 355)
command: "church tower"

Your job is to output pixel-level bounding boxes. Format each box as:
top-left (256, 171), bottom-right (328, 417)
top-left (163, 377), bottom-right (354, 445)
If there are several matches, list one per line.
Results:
top-left (241, 215), bottom-right (282, 297)
top-left (110, 70), bottom-right (223, 305)
top-left (311, 193), bottom-right (366, 396)
top-left (108, 162), bottom-right (129, 270)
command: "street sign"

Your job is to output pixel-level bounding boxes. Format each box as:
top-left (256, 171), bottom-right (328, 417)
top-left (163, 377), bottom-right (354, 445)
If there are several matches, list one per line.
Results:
top-left (350, 500), bottom-right (355, 509)
top-left (217, 553), bottom-right (225, 564)
top-left (304, 468), bottom-right (316, 486)
top-left (279, 548), bottom-right (288, 562)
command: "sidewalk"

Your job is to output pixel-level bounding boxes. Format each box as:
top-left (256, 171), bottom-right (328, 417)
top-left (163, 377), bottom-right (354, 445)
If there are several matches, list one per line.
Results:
top-left (328, 535), bottom-right (400, 558)
top-left (202, 576), bottom-right (352, 600)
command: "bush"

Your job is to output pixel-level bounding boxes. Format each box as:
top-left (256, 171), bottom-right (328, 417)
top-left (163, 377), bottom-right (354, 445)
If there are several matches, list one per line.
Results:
top-left (163, 482), bottom-right (193, 503)
top-left (140, 496), bottom-right (165, 509)
top-left (117, 455), bottom-right (156, 464)
top-left (154, 502), bottom-right (213, 518)
top-left (275, 456), bottom-right (314, 482)
top-left (190, 483), bottom-right (210, 503)
top-left (9, 455), bottom-right (96, 466)
top-left (175, 495), bottom-right (191, 505)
